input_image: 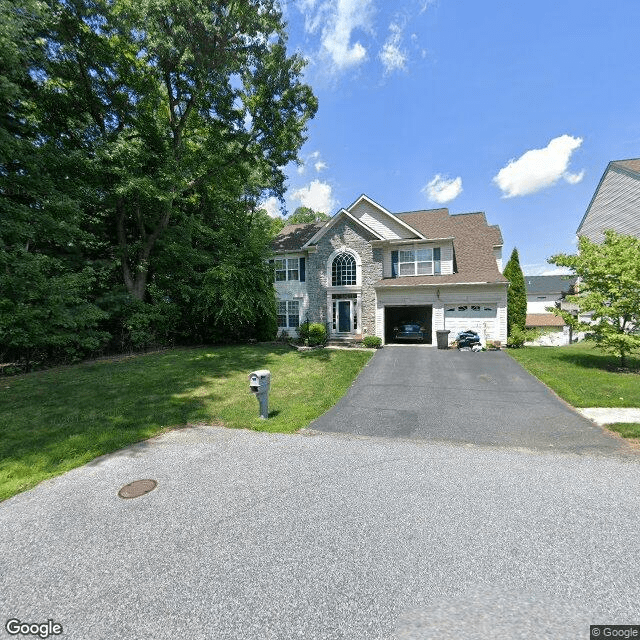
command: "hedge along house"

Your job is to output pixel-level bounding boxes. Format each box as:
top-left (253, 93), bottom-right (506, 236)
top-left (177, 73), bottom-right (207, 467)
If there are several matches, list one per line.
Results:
top-left (271, 195), bottom-right (508, 346)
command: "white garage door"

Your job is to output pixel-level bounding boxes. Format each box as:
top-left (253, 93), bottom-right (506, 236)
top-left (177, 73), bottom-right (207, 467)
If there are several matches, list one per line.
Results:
top-left (445, 305), bottom-right (497, 340)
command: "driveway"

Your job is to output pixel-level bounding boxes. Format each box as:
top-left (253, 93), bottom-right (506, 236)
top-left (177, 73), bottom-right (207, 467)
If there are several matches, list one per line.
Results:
top-left (310, 346), bottom-right (630, 454)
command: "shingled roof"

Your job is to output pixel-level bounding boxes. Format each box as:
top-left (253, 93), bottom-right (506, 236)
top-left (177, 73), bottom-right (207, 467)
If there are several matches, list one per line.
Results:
top-left (524, 275), bottom-right (577, 295)
top-left (272, 222), bottom-right (325, 252)
top-left (612, 158), bottom-right (640, 175)
top-left (271, 207), bottom-right (507, 287)
top-left (526, 313), bottom-right (566, 327)
top-left (376, 209), bottom-right (507, 287)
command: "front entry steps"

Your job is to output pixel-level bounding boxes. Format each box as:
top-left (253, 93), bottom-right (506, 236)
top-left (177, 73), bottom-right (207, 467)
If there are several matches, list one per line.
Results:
top-left (326, 334), bottom-right (363, 347)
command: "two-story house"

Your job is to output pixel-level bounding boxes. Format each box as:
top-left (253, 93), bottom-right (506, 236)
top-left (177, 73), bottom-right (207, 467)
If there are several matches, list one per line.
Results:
top-left (272, 195), bottom-right (508, 346)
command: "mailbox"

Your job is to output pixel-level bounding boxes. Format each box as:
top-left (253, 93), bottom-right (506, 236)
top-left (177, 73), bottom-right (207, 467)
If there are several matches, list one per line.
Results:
top-left (248, 369), bottom-right (270, 419)
top-left (249, 370), bottom-right (270, 394)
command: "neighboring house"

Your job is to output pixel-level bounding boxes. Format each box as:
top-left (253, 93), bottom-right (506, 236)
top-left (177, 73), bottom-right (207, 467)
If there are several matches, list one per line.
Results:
top-left (524, 275), bottom-right (577, 346)
top-left (577, 158), bottom-right (640, 243)
top-left (271, 194), bottom-right (508, 346)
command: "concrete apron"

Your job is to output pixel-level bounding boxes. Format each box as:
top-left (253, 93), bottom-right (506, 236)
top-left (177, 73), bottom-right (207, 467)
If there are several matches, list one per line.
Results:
top-left (577, 408), bottom-right (640, 425)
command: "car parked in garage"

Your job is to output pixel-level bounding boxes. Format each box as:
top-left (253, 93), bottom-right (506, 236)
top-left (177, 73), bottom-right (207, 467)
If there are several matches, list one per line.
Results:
top-left (393, 322), bottom-right (426, 342)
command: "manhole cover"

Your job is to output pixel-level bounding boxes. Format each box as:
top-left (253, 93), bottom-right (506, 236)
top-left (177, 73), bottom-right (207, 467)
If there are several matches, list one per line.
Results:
top-left (118, 479), bottom-right (157, 499)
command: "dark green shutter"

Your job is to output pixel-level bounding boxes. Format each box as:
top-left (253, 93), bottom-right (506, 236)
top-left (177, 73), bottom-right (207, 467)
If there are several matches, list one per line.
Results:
top-left (300, 257), bottom-right (305, 282)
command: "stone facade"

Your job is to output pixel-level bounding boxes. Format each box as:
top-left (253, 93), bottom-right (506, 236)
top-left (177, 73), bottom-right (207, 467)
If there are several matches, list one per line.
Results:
top-left (272, 195), bottom-right (509, 344)
top-left (306, 220), bottom-right (381, 334)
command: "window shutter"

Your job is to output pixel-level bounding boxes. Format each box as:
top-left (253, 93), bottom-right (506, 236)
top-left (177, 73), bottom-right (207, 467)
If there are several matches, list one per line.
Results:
top-left (300, 257), bottom-right (305, 282)
top-left (391, 251), bottom-right (398, 278)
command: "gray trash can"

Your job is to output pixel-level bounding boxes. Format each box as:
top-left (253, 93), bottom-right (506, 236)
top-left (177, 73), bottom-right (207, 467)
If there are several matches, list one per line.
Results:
top-left (436, 330), bottom-right (450, 349)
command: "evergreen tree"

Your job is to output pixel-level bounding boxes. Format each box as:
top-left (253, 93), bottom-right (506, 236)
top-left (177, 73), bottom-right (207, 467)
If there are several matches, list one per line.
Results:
top-left (503, 248), bottom-right (527, 335)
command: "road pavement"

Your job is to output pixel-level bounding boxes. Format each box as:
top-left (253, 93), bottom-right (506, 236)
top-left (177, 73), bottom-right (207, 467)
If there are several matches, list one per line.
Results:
top-left (1, 426), bottom-right (639, 640)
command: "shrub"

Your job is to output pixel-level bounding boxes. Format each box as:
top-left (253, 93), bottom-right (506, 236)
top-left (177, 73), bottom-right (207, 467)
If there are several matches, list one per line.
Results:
top-left (507, 327), bottom-right (540, 348)
top-left (307, 323), bottom-right (327, 346)
top-left (297, 322), bottom-right (327, 346)
top-left (362, 336), bottom-right (382, 349)
top-left (297, 321), bottom-right (310, 342)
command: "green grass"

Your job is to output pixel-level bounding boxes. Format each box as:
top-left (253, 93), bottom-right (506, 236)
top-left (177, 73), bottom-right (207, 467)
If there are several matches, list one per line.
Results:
top-left (506, 341), bottom-right (640, 408)
top-left (607, 423), bottom-right (640, 440)
top-left (0, 344), bottom-right (374, 501)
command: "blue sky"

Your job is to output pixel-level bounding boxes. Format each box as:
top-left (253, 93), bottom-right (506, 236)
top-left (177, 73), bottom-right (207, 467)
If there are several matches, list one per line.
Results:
top-left (262, 0), bottom-right (640, 275)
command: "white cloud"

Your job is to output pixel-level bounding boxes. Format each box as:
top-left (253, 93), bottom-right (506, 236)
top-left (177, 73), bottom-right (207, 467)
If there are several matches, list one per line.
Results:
top-left (418, 0), bottom-right (436, 13)
top-left (260, 196), bottom-right (282, 218)
top-left (291, 180), bottom-right (337, 214)
top-left (423, 174), bottom-right (463, 203)
top-left (493, 135), bottom-right (585, 198)
top-left (380, 22), bottom-right (407, 74)
top-left (523, 264), bottom-right (574, 276)
top-left (297, 151), bottom-right (327, 175)
top-left (564, 170), bottom-right (585, 185)
top-left (301, 0), bottom-right (374, 71)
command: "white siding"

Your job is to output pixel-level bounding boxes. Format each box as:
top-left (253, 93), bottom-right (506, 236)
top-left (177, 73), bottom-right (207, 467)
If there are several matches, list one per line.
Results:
top-left (375, 284), bottom-right (507, 345)
top-left (493, 246), bottom-right (503, 272)
top-left (440, 244), bottom-right (454, 275)
top-left (274, 252), bottom-right (309, 334)
top-left (580, 168), bottom-right (640, 242)
top-left (349, 200), bottom-right (416, 240)
top-left (526, 294), bottom-right (559, 314)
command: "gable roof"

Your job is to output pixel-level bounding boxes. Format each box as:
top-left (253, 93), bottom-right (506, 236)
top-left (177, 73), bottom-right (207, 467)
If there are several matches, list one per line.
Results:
top-left (612, 158), bottom-right (640, 175)
top-left (375, 209), bottom-right (507, 287)
top-left (524, 275), bottom-right (577, 295)
top-left (271, 201), bottom-right (508, 287)
top-left (526, 313), bottom-right (566, 327)
top-left (346, 194), bottom-right (426, 240)
top-left (301, 208), bottom-right (385, 248)
top-left (272, 222), bottom-right (325, 252)
top-left (577, 158), bottom-right (640, 240)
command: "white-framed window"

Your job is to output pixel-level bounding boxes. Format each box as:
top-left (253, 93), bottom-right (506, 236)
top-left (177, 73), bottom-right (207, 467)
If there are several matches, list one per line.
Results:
top-left (277, 300), bottom-right (299, 328)
top-left (399, 247), bottom-right (433, 276)
top-left (275, 257), bottom-right (299, 282)
top-left (332, 253), bottom-right (356, 286)
top-left (393, 246), bottom-right (442, 277)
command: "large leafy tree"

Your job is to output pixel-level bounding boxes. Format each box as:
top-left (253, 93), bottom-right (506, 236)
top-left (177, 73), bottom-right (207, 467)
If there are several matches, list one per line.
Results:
top-left (549, 231), bottom-right (640, 367)
top-left (0, 0), bottom-right (109, 369)
top-left (42, 0), bottom-right (317, 301)
top-left (1, 0), bottom-right (317, 362)
top-left (503, 248), bottom-right (527, 335)
top-left (288, 206), bottom-right (330, 224)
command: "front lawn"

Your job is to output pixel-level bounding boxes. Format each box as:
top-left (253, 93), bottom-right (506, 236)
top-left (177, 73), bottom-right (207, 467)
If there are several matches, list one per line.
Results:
top-left (0, 344), bottom-right (374, 501)
top-left (506, 340), bottom-right (640, 407)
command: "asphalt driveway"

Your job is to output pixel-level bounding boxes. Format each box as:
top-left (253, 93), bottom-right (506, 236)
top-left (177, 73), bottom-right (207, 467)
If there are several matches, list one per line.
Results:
top-left (310, 346), bottom-right (629, 454)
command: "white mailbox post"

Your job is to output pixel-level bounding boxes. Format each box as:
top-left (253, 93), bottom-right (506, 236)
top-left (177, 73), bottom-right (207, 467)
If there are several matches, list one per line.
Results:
top-left (248, 370), bottom-right (271, 419)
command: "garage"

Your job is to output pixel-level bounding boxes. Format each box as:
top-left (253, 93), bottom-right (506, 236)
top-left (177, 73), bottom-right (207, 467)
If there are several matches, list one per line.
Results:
top-left (385, 305), bottom-right (432, 344)
top-left (444, 304), bottom-right (497, 342)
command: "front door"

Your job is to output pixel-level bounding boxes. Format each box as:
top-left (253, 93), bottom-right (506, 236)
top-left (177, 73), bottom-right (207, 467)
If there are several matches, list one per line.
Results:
top-left (338, 300), bottom-right (351, 333)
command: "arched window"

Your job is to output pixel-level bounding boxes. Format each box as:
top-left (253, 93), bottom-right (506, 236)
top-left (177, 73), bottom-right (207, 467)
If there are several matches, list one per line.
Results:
top-left (332, 252), bottom-right (356, 286)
